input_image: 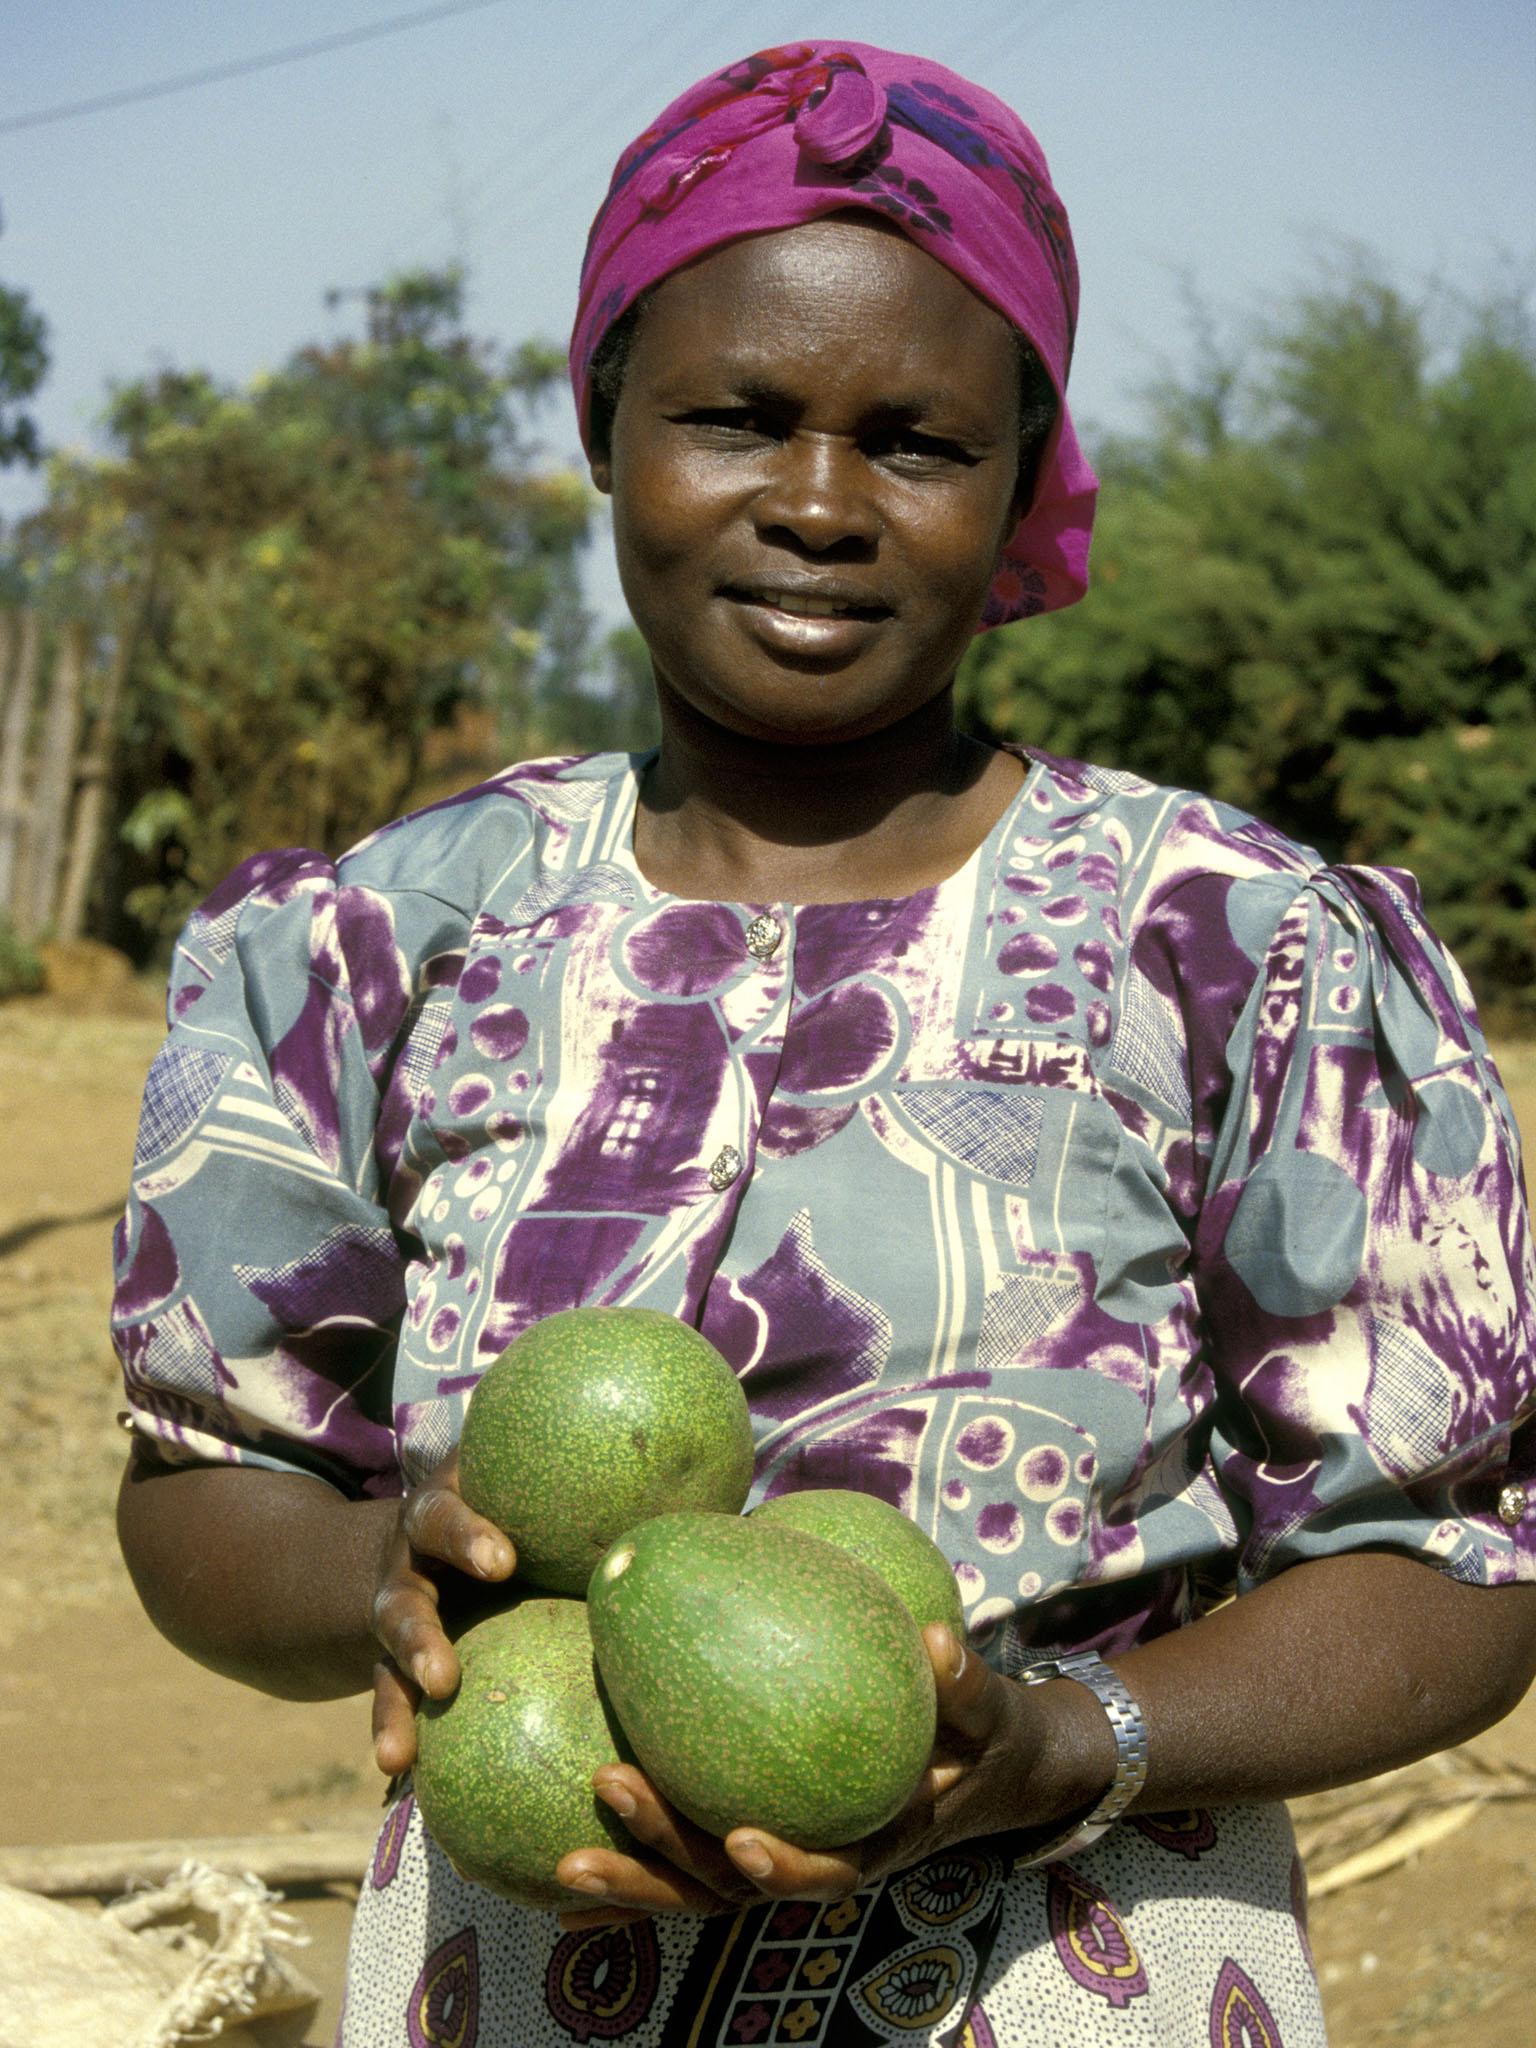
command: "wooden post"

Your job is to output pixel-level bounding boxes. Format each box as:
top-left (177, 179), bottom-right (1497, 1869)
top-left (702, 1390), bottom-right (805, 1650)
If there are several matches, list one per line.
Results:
top-left (0, 610), bottom-right (12, 846)
top-left (22, 623), bottom-right (84, 936)
top-left (0, 1829), bottom-right (377, 1897)
top-left (0, 606), bottom-right (40, 920)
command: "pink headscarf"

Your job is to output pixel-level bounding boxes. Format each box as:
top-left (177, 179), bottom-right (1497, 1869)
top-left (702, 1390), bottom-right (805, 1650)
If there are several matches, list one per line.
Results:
top-left (571, 41), bottom-right (1097, 626)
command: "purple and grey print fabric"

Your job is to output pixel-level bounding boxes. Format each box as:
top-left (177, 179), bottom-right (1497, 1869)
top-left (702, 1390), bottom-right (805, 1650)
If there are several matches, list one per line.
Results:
top-left (113, 747), bottom-right (1535, 1653)
top-left (113, 745), bottom-right (1532, 2043)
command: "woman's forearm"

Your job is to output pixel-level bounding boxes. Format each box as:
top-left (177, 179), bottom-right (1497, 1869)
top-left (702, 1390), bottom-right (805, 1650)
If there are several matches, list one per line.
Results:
top-left (1028, 1550), bottom-right (1536, 1825)
top-left (117, 1442), bottom-right (399, 1700)
top-left (119, 1444), bottom-right (1536, 1826)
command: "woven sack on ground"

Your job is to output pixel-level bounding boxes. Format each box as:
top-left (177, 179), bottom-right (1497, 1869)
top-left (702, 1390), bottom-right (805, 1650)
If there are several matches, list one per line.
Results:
top-left (0, 1860), bottom-right (318, 2047)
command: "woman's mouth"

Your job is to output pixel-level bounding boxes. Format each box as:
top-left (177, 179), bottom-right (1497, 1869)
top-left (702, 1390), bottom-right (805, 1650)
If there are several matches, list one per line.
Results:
top-left (754, 589), bottom-right (880, 619)
top-left (724, 585), bottom-right (890, 657)
top-left (739, 582), bottom-right (888, 617)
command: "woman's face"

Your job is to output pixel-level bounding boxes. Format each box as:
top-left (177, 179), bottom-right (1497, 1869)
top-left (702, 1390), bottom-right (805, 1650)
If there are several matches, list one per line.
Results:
top-left (591, 216), bottom-right (1025, 749)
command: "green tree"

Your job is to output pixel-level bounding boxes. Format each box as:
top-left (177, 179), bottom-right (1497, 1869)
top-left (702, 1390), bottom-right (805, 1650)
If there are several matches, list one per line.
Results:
top-left (32, 269), bottom-right (598, 942)
top-left (0, 281), bottom-right (48, 469)
top-left (563, 623), bottom-right (661, 755)
top-left (959, 269), bottom-right (1536, 1027)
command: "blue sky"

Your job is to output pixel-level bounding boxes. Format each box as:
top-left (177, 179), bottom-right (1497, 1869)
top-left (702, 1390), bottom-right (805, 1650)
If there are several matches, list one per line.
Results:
top-left (3, 0), bottom-right (1534, 604)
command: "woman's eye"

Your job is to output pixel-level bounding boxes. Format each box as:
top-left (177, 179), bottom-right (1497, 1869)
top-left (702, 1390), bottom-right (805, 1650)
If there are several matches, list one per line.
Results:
top-left (875, 431), bottom-right (972, 469)
top-left (679, 407), bottom-right (779, 439)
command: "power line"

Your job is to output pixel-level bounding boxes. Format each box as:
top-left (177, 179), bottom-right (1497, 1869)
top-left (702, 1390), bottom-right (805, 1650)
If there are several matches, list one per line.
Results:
top-left (0, 0), bottom-right (515, 139)
top-left (382, 0), bottom-right (729, 268)
top-left (456, 0), bottom-right (729, 219)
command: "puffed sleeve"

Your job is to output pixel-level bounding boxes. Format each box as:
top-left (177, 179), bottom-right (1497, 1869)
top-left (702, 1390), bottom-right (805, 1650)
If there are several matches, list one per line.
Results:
top-left (1191, 861), bottom-right (1535, 1590)
top-left (111, 848), bottom-right (442, 1497)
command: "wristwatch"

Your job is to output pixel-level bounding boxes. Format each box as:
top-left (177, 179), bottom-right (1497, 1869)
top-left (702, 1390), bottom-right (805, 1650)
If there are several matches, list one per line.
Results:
top-left (1014, 1649), bottom-right (1149, 1865)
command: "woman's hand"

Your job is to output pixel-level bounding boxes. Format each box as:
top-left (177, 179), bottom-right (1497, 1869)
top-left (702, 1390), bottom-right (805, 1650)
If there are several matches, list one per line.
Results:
top-left (369, 1450), bottom-right (517, 1777)
top-left (552, 1625), bottom-right (1113, 1928)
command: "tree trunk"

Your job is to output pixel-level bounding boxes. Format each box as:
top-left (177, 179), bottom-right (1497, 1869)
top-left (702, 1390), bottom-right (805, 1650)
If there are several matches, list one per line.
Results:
top-left (56, 619), bottom-right (133, 942)
top-left (22, 624), bottom-right (85, 936)
top-left (0, 607), bottom-right (40, 920)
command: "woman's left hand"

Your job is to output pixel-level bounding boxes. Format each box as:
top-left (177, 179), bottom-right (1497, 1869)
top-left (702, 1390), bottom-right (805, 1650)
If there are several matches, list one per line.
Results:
top-left (554, 1625), bottom-right (1095, 1927)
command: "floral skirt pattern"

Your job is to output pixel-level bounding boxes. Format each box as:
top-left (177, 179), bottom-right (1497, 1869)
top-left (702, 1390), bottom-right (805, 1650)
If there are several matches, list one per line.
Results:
top-left (338, 1793), bottom-right (1327, 2046)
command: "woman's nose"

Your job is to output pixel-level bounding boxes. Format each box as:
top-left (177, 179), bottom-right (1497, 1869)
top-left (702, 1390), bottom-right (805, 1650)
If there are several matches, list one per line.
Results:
top-left (753, 434), bottom-right (880, 554)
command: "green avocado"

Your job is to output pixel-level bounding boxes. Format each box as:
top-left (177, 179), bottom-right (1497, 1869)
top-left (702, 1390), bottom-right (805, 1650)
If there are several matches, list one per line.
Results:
top-left (749, 1488), bottom-right (966, 1639)
top-left (413, 1597), bottom-right (633, 1910)
top-left (459, 1305), bottom-right (755, 1595)
top-left (587, 1512), bottom-right (936, 1851)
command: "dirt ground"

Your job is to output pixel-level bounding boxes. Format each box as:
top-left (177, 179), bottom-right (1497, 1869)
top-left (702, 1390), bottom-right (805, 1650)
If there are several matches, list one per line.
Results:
top-left (3, 995), bottom-right (1533, 2048)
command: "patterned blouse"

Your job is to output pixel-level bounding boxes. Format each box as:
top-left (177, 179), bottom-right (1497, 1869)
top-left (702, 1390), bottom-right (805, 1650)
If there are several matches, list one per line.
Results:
top-left (113, 746), bottom-right (1535, 1674)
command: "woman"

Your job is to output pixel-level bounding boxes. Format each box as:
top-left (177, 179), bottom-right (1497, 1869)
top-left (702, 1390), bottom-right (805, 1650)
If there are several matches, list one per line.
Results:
top-left (115, 42), bottom-right (1535, 2048)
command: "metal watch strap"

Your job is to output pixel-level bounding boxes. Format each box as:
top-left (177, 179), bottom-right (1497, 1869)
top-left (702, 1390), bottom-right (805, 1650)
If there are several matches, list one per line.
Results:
top-left (1013, 1649), bottom-right (1149, 1866)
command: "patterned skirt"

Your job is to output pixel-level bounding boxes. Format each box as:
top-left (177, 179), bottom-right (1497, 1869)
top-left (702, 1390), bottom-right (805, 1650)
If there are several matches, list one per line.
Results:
top-left (340, 1792), bottom-right (1327, 2046)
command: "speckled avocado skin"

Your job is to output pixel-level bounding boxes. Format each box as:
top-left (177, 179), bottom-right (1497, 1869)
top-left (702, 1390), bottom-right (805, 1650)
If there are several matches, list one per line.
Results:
top-left (587, 1513), bottom-right (937, 1851)
top-left (459, 1306), bottom-right (755, 1595)
top-left (750, 1488), bottom-right (966, 1638)
top-left (414, 1598), bottom-right (633, 1911)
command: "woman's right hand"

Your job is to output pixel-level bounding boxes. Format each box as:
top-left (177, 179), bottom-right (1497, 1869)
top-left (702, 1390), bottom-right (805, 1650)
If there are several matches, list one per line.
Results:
top-left (369, 1450), bottom-right (517, 1776)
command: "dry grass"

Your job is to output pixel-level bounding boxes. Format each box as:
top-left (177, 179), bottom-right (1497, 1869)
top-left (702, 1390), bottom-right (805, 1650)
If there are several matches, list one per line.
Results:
top-left (0, 1001), bottom-right (166, 1642)
top-left (1293, 1748), bottom-right (1536, 1897)
top-left (1492, 1036), bottom-right (1536, 1136)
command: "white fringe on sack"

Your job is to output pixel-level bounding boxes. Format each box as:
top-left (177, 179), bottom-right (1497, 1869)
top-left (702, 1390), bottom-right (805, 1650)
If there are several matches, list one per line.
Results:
top-left (0, 1860), bottom-right (318, 2048)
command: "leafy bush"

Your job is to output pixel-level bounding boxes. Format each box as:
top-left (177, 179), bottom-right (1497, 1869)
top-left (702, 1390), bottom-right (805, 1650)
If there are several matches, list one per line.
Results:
top-left (0, 915), bottom-right (44, 999)
top-left (28, 270), bottom-right (596, 943)
top-left (959, 269), bottom-right (1536, 1024)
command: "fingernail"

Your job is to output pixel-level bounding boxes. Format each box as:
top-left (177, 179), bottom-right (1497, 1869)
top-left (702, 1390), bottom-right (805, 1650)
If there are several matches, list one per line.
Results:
top-left (949, 1635), bottom-right (967, 1680)
top-left (733, 1838), bottom-right (773, 1879)
top-left (599, 1785), bottom-right (637, 1819)
top-left (568, 1873), bottom-right (607, 1895)
top-left (471, 1535), bottom-right (506, 1576)
top-left (410, 1652), bottom-right (432, 1691)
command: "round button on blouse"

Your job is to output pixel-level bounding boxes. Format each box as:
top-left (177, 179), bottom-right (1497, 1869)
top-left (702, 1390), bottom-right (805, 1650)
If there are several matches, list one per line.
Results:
top-left (745, 913), bottom-right (784, 960)
top-left (1497, 1483), bottom-right (1529, 1527)
top-left (707, 1145), bottom-right (744, 1192)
